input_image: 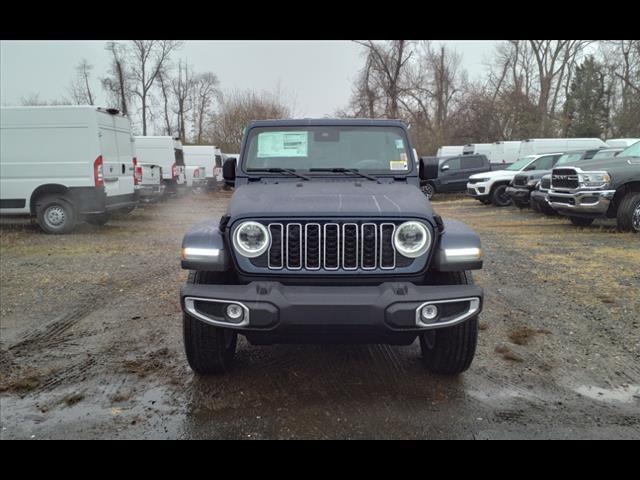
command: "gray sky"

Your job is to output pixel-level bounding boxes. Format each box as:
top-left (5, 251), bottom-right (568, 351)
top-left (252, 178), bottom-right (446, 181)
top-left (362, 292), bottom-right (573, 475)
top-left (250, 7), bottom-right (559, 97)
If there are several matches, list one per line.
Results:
top-left (1, 40), bottom-right (498, 117)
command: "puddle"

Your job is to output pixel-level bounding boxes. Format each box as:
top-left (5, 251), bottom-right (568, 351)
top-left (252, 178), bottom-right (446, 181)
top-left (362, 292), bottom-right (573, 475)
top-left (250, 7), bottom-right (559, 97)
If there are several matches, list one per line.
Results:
top-left (572, 384), bottom-right (640, 404)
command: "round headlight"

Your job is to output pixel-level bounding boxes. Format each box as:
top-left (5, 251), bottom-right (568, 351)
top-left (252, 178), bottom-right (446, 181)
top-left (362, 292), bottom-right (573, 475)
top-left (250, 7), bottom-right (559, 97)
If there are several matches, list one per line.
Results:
top-left (393, 221), bottom-right (431, 258)
top-left (233, 221), bottom-right (270, 258)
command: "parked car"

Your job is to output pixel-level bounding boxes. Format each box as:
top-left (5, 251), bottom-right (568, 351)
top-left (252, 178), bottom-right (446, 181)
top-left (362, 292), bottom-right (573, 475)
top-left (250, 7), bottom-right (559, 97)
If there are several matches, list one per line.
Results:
top-left (183, 145), bottom-right (220, 191)
top-left (133, 157), bottom-right (164, 203)
top-left (530, 174), bottom-right (557, 216)
top-left (590, 147), bottom-right (624, 161)
top-left (436, 145), bottom-right (464, 157)
top-left (180, 118), bottom-right (484, 375)
top-left (467, 153), bottom-right (562, 207)
top-left (518, 138), bottom-right (608, 157)
top-left (505, 148), bottom-right (603, 209)
top-left (421, 154), bottom-right (491, 199)
top-left (134, 136), bottom-right (186, 196)
top-left (185, 165), bottom-right (206, 191)
top-left (0, 106), bottom-right (138, 233)
top-left (547, 141), bottom-right (640, 232)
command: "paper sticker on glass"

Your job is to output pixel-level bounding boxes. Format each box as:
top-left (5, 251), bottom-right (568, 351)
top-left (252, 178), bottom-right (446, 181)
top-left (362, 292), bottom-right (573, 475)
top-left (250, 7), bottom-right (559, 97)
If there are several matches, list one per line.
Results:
top-left (257, 131), bottom-right (308, 158)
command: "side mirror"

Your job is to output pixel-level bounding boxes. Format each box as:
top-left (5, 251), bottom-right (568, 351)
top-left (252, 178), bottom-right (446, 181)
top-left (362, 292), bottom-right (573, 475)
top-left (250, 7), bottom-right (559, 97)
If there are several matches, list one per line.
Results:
top-left (419, 157), bottom-right (439, 180)
top-left (223, 158), bottom-right (237, 187)
top-left (441, 165), bottom-right (450, 172)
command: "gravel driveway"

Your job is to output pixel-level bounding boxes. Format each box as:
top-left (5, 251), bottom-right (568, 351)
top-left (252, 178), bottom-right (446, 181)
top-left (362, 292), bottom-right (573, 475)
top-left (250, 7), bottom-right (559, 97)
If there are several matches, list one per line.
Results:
top-left (1, 191), bottom-right (638, 439)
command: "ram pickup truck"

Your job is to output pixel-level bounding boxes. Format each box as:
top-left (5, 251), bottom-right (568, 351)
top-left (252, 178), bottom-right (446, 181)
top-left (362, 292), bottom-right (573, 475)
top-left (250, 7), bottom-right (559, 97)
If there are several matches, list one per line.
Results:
top-left (547, 141), bottom-right (640, 232)
top-left (421, 154), bottom-right (491, 199)
top-left (530, 174), bottom-right (557, 215)
top-left (180, 119), bottom-right (484, 375)
top-left (505, 149), bottom-right (602, 209)
top-left (467, 153), bottom-right (561, 207)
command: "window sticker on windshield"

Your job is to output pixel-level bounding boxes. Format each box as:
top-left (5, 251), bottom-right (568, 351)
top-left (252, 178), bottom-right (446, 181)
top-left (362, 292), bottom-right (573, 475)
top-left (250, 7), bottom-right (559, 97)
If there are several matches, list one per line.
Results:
top-left (395, 139), bottom-right (404, 150)
top-left (390, 160), bottom-right (408, 171)
top-left (257, 132), bottom-right (308, 158)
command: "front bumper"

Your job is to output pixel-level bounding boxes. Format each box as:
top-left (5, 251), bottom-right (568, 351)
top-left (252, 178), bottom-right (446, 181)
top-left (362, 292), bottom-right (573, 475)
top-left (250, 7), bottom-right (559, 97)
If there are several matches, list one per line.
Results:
top-left (181, 281), bottom-right (483, 344)
top-left (505, 186), bottom-right (532, 203)
top-left (547, 189), bottom-right (616, 216)
top-left (466, 182), bottom-right (489, 199)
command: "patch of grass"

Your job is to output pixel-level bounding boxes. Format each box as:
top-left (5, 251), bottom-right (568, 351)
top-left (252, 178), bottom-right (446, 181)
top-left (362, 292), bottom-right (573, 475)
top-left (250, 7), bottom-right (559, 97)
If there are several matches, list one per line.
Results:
top-left (0, 373), bottom-right (41, 393)
top-left (62, 392), bottom-right (85, 406)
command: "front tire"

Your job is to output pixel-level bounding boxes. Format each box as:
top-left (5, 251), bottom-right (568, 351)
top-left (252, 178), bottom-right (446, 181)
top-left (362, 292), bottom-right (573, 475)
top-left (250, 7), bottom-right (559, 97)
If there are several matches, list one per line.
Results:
top-left (491, 184), bottom-right (512, 207)
top-left (616, 192), bottom-right (640, 233)
top-left (35, 195), bottom-right (76, 234)
top-left (420, 271), bottom-right (479, 375)
top-left (183, 270), bottom-right (238, 374)
top-left (569, 216), bottom-right (594, 227)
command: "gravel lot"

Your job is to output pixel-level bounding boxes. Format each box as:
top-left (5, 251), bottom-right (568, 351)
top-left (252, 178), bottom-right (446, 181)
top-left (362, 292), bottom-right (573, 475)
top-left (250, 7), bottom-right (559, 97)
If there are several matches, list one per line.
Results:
top-left (1, 191), bottom-right (639, 439)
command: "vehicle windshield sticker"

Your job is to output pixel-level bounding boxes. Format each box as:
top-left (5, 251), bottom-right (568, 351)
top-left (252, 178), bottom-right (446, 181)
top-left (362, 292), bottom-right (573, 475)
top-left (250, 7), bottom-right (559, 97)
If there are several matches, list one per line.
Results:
top-left (395, 139), bottom-right (404, 150)
top-left (389, 160), bottom-right (408, 171)
top-left (257, 132), bottom-right (308, 158)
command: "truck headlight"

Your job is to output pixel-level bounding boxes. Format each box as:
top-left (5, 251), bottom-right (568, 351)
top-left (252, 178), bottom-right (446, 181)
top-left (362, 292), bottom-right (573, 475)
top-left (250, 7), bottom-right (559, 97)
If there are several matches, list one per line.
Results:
top-left (233, 221), bottom-right (270, 258)
top-left (579, 172), bottom-right (610, 188)
top-left (393, 221), bottom-right (431, 258)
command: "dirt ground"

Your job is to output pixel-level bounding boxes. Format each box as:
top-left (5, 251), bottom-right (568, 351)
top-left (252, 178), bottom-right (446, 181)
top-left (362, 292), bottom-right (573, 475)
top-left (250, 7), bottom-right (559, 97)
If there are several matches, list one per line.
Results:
top-left (1, 190), bottom-right (639, 439)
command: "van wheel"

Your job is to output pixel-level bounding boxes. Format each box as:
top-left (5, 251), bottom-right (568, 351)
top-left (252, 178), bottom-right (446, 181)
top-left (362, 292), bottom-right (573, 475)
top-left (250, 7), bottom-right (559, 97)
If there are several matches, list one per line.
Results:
top-left (183, 271), bottom-right (238, 374)
top-left (421, 183), bottom-right (435, 199)
top-left (491, 185), bottom-right (512, 207)
top-left (35, 195), bottom-right (76, 234)
top-left (569, 216), bottom-right (594, 227)
top-left (616, 192), bottom-right (640, 233)
top-left (420, 271), bottom-right (478, 375)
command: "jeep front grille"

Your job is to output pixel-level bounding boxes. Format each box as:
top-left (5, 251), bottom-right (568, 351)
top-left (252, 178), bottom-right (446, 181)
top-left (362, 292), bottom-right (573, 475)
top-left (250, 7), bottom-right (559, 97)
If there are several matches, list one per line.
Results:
top-left (248, 221), bottom-right (414, 272)
top-left (551, 168), bottom-right (579, 190)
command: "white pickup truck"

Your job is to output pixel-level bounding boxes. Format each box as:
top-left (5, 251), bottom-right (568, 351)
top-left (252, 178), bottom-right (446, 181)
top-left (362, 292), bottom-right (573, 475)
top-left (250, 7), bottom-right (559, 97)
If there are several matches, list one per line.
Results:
top-left (0, 106), bottom-right (138, 233)
top-left (467, 153), bottom-right (562, 206)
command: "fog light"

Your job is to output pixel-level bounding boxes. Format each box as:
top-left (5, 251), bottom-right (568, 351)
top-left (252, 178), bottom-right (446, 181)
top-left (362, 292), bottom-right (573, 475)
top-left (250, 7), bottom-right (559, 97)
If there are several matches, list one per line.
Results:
top-left (225, 304), bottom-right (244, 320)
top-left (421, 304), bottom-right (439, 321)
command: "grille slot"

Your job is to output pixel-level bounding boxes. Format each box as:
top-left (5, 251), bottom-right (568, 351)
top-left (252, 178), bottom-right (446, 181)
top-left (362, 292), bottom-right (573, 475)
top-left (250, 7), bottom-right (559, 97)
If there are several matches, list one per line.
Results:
top-left (540, 177), bottom-right (551, 190)
top-left (551, 168), bottom-right (579, 190)
top-left (257, 221), bottom-right (407, 271)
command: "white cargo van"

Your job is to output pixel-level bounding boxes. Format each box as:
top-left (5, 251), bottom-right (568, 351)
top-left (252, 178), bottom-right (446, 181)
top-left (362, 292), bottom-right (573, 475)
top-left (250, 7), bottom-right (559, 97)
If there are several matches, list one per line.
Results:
top-left (519, 138), bottom-right (607, 157)
top-left (605, 138), bottom-right (640, 148)
top-left (134, 136), bottom-right (186, 195)
top-left (490, 141), bottom-right (521, 166)
top-left (462, 143), bottom-right (493, 159)
top-left (436, 145), bottom-right (464, 157)
top-left (133, 156), bottom-right (164, 202)
top-left (183, 145), bottom-right (219, 190)
top-left (0, 106), bottom-right (138, 233)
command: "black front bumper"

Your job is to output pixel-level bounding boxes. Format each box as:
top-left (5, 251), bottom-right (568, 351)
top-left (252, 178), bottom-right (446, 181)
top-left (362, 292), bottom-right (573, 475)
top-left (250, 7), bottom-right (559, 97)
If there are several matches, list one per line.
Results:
top-left (505, 186), bottom-right (532, 203)
top-left (181, 281), bottom-right (483, 345)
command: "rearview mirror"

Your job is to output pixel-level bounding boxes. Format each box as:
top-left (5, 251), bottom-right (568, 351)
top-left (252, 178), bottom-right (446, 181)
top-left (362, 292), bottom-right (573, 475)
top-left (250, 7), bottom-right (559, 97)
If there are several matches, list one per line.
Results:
top-left (223, 158), bottom-right (237, 187)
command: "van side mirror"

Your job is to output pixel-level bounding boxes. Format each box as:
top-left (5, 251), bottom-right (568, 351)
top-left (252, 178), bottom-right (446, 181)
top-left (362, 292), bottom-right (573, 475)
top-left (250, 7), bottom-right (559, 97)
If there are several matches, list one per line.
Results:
top-left (223, 158), bottom-right (237, 186)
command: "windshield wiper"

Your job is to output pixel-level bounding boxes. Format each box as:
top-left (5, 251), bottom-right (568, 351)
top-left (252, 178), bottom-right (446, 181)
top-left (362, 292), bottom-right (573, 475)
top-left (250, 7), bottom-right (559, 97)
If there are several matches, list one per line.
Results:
top-left (247, 168), bottom-right (310, 181)
top-left (309, 168), bottom-right (379, 182)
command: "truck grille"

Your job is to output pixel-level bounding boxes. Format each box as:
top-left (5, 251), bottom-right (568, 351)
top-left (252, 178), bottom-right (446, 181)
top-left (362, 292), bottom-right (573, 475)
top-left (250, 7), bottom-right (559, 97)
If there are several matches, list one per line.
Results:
top-left (248, 221), bottom-right (414, 272)
top-left (551, 168), bottom-right (579, 190)
top-left (513, 174), bottom-right (528, 187)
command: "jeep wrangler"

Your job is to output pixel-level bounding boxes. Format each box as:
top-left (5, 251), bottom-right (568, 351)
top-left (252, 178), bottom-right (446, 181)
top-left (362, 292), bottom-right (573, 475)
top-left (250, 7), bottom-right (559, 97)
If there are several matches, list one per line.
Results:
top-left (180, 119), bottom-right (484, 375)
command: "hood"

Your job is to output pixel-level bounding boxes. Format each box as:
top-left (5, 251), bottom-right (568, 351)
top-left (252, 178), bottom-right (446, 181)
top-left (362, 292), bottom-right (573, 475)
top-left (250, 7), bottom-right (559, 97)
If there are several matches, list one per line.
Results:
top-left (556, 156), bottom-right (632, 171)
top-left (226, 180), bottom-right (434, 219)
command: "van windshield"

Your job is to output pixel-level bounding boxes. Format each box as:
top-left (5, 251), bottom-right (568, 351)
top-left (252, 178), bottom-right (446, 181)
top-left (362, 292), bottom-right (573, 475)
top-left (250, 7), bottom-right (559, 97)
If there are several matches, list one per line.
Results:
top-left (243, 126), bottom-right (413, 175)
top-left (505, 157), bottom-right (534, 171)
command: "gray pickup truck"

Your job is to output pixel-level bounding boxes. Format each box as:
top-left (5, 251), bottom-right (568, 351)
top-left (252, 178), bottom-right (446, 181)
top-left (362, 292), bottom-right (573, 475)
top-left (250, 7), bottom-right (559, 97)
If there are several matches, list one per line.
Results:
top-left (547, 141), bottom-right (640, 232)
top-left (179, 119), bottom-right (484, 375)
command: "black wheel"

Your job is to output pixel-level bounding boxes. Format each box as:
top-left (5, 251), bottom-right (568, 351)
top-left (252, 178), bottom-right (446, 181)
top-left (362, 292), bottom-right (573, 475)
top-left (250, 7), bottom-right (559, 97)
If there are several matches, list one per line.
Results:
top-left (85, 213), bottom-right (110, 226)
top-left (421, 183), bottom-right (435, 199)
top-left (616, 192), bottom-right (640, 233)
top-left (183, 270), bottom-right (238, 374)
top-left (420, 271), bottom-right (479, 375)
top-left (491, 184), bottom-right (512, 207)
top-left (569, 216), bottom-right (594, 227)
top-left (35, 195), bottom-right (76, 234)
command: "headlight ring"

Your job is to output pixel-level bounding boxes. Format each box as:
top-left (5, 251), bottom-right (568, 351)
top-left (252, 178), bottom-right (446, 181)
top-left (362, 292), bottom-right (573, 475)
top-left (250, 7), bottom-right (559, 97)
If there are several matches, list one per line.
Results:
top-left (393, 221), bottom-right (431, 258)
top-left (232, 221), bottom-right (270, 258)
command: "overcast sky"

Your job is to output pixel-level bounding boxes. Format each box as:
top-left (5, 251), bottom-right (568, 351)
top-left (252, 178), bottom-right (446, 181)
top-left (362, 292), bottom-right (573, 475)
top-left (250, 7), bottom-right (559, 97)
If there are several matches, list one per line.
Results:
top-left (1, 40), bottom-right (498, 117)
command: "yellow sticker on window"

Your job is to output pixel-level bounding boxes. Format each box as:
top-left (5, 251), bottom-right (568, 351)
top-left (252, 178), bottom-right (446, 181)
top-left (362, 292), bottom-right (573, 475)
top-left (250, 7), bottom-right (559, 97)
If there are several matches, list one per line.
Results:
top-left (389, 160), bottom-right (408, 171)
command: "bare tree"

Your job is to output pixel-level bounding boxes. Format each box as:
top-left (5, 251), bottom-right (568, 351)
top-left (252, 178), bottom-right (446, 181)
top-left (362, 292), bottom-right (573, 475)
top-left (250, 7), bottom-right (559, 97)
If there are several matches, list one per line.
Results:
top-left (127, 40), bottom-right (182, 135)
top-left (68, 59), bottom-right (95, 105)
top-left (102, 42), bottom-right (131, 115)
top-left (156, 67), bottom-right (175, 136)
top-left (209, 89), bottom-right (292, 153)
top-left (171, 59), bottom-right (195, 142)
top-left (190, 72), bottom-right (220, 144)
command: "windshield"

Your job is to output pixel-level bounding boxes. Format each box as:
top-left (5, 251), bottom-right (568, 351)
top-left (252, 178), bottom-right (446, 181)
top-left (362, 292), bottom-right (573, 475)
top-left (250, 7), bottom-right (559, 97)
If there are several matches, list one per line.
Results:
top-left (620, 141), bottom-right (640, 158)
top-left (505, 157), bottom-right (535, 171)
top-left (243, 126), bottom-right (413, 174)
top-left (556, 153), bottom-right (583, 166)
top-left (591, 149), bottom-right (621, 160)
